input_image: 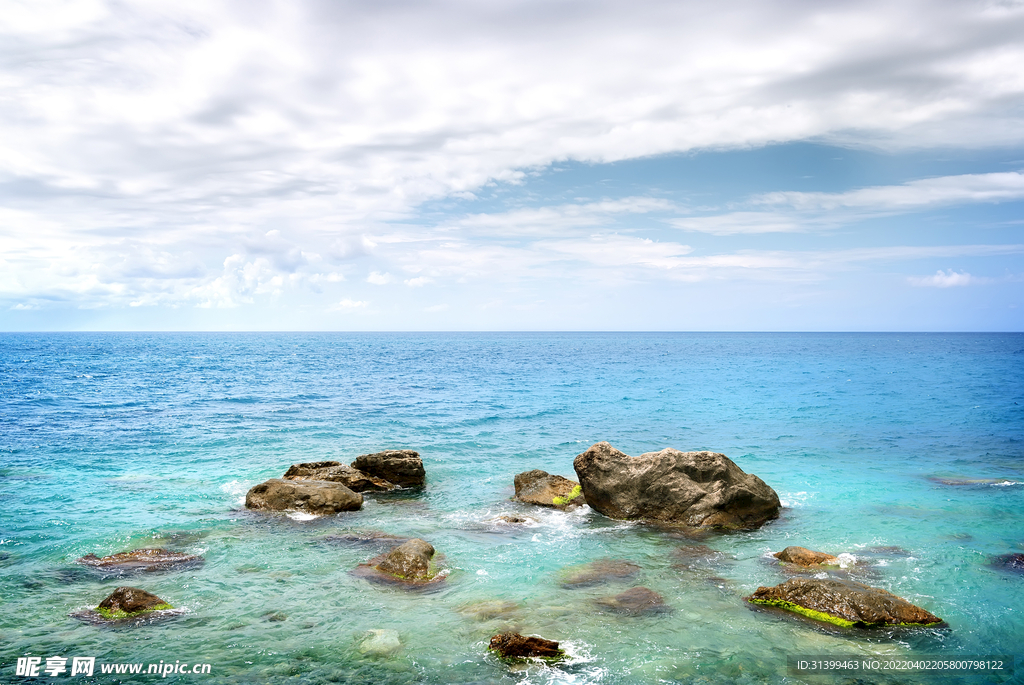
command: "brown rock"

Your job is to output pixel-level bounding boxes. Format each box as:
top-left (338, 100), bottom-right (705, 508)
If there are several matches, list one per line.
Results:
top-left (352, 450), bottom-right (425, 488)
top-left (283, 461), bottom-right (395, 492)
top-left (671, 544), bottom-right (731, 572)
top-left (513, 470), bottom-right (586, 509)
top-left (352, 538), bottom-right (446, 588)
top-left (77, 548), bottom-right (203, 574)
top-left (745, 577), bottom-right (943, 627)
top-left (97, 587), bottom-right (171, 616)
top-left (573, 442), bottom-right (780, 528)
top-left (993, 552), bottom-right (1024, 573)
top-left (489, 632), bottom-right (563, 659)
top-left (773, 546), bottom-right (839, 566)
top-left (560, 559), bottom-right (640, 587)
top-left (245, 478), bottom-right (362, 514)
top-left (594, 586), bottom-right (669, 615)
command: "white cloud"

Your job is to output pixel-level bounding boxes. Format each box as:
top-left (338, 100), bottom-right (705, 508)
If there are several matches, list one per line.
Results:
top-left (425, 303), bottom-right (449, 312)
top-left (331, 298), bottom-right (368, 310)
top-left (673, 171), bottom-right (1024, 234)
top-left (908, 269), bottom-right (983, 287)
top-left (404, 276), bottom-right (432, 287)
top-left (367, 271), bottom-right (393, 285)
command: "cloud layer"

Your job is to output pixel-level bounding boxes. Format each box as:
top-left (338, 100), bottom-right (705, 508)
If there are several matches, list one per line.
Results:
top-left (2, 0), bottom-right (1024, 325)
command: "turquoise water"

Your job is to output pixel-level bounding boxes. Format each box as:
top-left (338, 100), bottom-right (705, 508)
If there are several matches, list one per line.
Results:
top-left (1, 332), bottom-right (1022, 684)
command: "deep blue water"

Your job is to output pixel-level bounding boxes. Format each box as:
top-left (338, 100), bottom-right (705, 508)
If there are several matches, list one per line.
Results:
top-left (0, 332), bottom-right (1022, 684)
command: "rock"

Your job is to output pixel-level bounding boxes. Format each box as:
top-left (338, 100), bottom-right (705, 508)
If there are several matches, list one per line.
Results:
top-left (773, 546), bottom-right (839, 566)
top-left (513, 470), bottom-right (586, 509)
top-left (457, 600), bottom-right (522, 621)
top-left (353, 538), bottom-right (445, 587)
top-left (992, 553), bottom-right (1024, 573)
top-left (573, 442), bottom-right (780, 528)
top-left (245, 478), bottom-right (362, 514)
top-left (283, 461), bottom-right (395, 492)
top-left (352, 450), bottom-right (425, 488)
top-left (560, 559), bottom-right (640, 587)
top-left (77, 548), bottom-right (203, 575)
top-left (374, 538), bottom-right (435, 580)
top-left (745, 577), bottom-right (943, 627)
top-left (491, 515), bottom-right (536, 525)
top-left (672, 544), bottom-right (731, 572)
top-left (359, 629), bottom-right (402, 656)
top-left (319, 531), bottom-right (412, 549)
top-left (96, 586), bottom-right (172, 619)
top-left (594, 587), bottom-right (670, 616)
top-left (928, 476), bottom-right (1019, 487)
top-left (488, 632), bottom-right (563, 659)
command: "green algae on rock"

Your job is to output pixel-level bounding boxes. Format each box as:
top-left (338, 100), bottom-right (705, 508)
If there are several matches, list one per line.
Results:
top-left (513, 470), bottom-right (587, 509)
top-left (745, 577), bottom-right (943, 628)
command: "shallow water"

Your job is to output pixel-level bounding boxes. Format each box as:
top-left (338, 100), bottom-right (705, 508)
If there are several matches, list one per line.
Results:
top-left (1, 332), bottom-right (1021, 684)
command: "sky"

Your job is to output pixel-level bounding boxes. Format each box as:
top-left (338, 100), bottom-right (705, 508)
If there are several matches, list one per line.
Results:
top-left (1, 0), bottom-right (1023, 331)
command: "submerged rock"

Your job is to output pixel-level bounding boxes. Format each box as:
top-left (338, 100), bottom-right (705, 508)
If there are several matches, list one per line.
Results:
top-left (77, 548), bottom-right (203, 575)
top-left (319, 530), bottom-right (412, 549)
top-left (594, 587), bottom-right (670, 616)
top-left (573, 442), bottom-right (780, 529)
top-left (928, 476), bottom-right (1020, 487)
top-left (513, 470), bottom-right (586, 509)
top-left (745, 577), bottom-right (943, 628)
top-left (560, 559), bottom-right (640, 587)
top-left (245, 478), bottom-right (362, 514)
top-left (457, 600), bottom-right (522, 621)
top-left (992, 553), bottom-right (1024, 573)
top-left (353, 538), bottom-right (446, 587)
top-left (352, 450), bottom-right (425, 488)
top-left (773, 546), bottom-right (839, 567)
top-left (671, 544), bottom-right (731, 572)
top-left (283, 461), bottom-right (395, 492)
top-left (358, 629), bottom-right (402, 656)
top-left (489, 632), bottom-right (563, 660)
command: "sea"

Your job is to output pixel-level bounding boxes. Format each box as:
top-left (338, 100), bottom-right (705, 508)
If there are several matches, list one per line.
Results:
top-left (0, 332), bottom-right (1021, 684)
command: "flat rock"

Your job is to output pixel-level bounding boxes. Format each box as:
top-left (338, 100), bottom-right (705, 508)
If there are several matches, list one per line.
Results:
top-left (245, 478), bottom-right (362, 514)
top-left (560, 559), bottom-right (640, 587)
top-left (928, 476), bottom-right (1020, 487)
top-left (489, 632), bottom-right (563, 659)
top-left (283, 461), bottom-right (395, 492)
top-left (352, 450), bottom-right (425, 488)
top-left (746, 577), bottom-right (943, 627)
top-left (594, 587), bottom-right (670, 616)
top-left (358, 629), bottom-right (402, 656)
top-left (513, 470), bottom-right (586, 509)
top-left (77, 548), bottom-right (203, 574)
top-left (573, 442), bottom-right (780, 529)
top-left (773, 546), bottom-right (839, 566)
top-left (319, 531), bottom-right (412, 549)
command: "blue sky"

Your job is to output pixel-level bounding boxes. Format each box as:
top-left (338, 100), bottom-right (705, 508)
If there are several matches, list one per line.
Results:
top-left (1, 0), bottom-right (1023, 330)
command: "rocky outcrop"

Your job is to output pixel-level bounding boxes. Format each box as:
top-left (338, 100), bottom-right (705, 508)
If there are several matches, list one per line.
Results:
top-left (745, 577), bottom-right (943, 627)
top-left (352, 450), bottom-right (425, 488)
top-left (353, 538), bottom-right (445, 587)
top-left (489, 632), bottom-right (563, 659)
top-left (573, 442), bottom-right (780, 528)
top-left (594, 587), bottom-right (669, 615)
top-left (283, 461), bottom-right (395, 492)
top-left (77, 548), bottom-right (203, 574)
top-left (560, 559), bottom-right (640, 587)
top-left (513, 470), bottom-right (585, 509)
top-left (773, 546), bottom-right (839, 566)
top-left (96, 587), bottom-right (172, 620)
top-left (245, 479), bottom-right (362, 514)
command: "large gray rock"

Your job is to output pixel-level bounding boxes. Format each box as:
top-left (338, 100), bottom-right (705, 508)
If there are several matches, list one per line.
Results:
top-left (283, 461), bottom-right (395, 492)
top-left (513, 469), bottom-right (585, 509)
top-left (746, 577), bottom-right (943, 627)
top-left (573, 442), bottom-right (780, 529)
top-left (352, 450), bottom-right (425, 488)
top-left (245, 478), bottom-right (362, 514)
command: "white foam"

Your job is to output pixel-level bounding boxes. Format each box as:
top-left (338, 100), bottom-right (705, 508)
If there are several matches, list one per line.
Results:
top-left (780, 491), bottom-right (812, 508)
top-left (220, 479), bottom-right (250, 508)
top-left (286, 511), bottom-right (319, 521)
top-left (837, 552), bottom-right (857, 568)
